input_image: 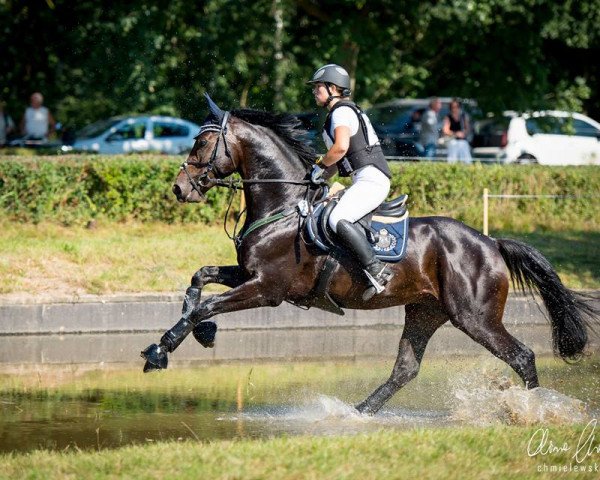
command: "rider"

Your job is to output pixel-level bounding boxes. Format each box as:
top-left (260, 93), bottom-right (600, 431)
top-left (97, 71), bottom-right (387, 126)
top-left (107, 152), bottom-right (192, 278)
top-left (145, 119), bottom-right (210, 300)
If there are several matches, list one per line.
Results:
top-left (307, 64), bottom-right (393, 300)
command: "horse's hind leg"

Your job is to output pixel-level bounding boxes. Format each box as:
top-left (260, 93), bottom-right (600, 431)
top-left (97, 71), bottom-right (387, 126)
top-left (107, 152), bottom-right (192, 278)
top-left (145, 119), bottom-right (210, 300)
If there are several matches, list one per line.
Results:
top-left (445, 292), bottom-right (540, 389)
top-left (356, 302), bottom-right (449, 415)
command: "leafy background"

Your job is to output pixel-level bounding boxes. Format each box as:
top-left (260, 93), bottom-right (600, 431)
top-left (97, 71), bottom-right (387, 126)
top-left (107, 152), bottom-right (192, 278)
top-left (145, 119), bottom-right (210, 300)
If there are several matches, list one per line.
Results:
top-left (1, 0), bottom-right (599, 131)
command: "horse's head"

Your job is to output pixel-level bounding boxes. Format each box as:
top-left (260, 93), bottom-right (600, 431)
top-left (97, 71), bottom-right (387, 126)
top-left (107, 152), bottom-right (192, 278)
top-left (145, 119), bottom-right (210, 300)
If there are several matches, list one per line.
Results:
top-left (173, 94), bottom-right (238, 203)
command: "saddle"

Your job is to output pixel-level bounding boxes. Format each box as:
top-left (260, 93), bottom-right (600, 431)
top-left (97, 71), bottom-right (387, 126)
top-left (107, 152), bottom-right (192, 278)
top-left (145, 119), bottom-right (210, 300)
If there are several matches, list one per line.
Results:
top-left (305, 187), bottom-right (410, 262)
top-left (295, 185), bottom-right (409, 316)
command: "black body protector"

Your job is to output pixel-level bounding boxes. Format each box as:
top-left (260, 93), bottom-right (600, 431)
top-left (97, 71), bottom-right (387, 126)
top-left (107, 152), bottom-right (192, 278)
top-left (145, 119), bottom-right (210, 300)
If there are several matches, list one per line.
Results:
top-left (323, 101), bottom-right (391, 179)
top-left (322, 100), bottom-right (395, 301)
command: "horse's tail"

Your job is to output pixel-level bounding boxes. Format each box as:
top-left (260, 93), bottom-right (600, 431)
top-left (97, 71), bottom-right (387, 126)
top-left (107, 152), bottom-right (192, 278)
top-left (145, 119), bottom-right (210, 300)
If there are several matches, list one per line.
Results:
top-left (496, 238), bottom-right (599, 362)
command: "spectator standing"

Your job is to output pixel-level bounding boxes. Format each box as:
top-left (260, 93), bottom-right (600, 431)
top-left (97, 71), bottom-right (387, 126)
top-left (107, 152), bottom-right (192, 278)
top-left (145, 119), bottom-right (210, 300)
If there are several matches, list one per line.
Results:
top-left (442, 99), bottom-right (472, 163)
top-left (0, 99), bottom-right (15, 146)
top-left (419, 97), bottom-right (441, 159)
top-left (20, 92), bottom-right (55, 140)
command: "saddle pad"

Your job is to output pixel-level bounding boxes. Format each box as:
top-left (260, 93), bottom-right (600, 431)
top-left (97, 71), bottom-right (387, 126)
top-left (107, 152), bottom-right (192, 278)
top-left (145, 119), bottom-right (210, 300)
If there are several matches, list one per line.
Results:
top-left (305, 204), bottom-right (409, 263)
top-left (370, 215), bottom-right (409, 262)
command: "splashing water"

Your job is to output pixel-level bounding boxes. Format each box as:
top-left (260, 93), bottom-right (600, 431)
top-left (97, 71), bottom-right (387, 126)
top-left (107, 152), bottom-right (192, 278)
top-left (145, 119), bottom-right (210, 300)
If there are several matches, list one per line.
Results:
top-left (223, 394), bottom-right (449, 439)
top-left (450, 369), bottom-right (589, 426)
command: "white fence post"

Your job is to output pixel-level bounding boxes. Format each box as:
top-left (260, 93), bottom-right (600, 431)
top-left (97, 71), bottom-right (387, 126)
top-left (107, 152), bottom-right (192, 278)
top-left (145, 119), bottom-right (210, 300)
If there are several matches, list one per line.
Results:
top-left (483, 188), bottom-right (489, 236)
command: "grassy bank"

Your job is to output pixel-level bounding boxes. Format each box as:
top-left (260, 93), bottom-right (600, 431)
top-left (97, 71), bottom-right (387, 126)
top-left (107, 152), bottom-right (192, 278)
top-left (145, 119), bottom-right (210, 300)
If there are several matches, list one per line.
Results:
top-left (0, 222), bottom-right (235, 296)
top-left (0, 425), bottom-right (595, 479)
top-left (0, 221), bottom-right (598, 298)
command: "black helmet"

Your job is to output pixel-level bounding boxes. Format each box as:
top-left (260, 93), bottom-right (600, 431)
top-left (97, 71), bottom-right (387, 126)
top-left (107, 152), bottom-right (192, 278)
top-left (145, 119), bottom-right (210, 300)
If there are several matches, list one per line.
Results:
top-left (307, 64), bottom-right (351, 95)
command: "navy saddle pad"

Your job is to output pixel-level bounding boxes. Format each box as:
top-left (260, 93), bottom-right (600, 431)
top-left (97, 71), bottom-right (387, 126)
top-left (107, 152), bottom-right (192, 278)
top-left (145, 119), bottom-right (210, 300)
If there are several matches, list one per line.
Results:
top-left (305, 203), bottom-right (409, 262)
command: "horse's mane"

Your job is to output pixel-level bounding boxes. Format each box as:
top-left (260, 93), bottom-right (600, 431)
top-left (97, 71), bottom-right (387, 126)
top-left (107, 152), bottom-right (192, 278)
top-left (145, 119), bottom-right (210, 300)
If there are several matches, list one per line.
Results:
top-left (230, 109), bottom-right (316, 167)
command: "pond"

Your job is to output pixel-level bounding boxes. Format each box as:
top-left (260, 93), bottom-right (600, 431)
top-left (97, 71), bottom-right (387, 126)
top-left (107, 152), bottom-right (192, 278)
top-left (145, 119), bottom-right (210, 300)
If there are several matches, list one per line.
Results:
top-left (0, 356), bottom-right (598, 453)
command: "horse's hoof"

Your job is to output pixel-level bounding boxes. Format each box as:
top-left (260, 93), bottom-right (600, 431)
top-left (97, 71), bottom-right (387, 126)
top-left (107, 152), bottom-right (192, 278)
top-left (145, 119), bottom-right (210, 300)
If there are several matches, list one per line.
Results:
top-left (141, 343), bottom-right (168, 372)
top-left (193, 321), bottom-right (217, 348)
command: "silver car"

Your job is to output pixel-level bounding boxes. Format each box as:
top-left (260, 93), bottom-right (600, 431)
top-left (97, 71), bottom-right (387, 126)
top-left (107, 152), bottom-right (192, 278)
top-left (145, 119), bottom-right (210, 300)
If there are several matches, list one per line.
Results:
top-left (68, 115), bottom-right (201, 155)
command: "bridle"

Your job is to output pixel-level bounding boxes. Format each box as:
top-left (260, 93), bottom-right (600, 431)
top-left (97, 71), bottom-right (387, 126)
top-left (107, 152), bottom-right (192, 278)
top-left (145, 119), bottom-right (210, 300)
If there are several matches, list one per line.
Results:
top-left (179, 112), bottom-right (233, 201)
top-left (179, 111), bottom-right (317, 201)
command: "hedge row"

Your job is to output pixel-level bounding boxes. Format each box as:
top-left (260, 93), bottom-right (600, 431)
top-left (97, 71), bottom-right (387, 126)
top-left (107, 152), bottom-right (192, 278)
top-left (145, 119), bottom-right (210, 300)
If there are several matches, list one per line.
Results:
top-left (0, 155), bottom-right (598, 231)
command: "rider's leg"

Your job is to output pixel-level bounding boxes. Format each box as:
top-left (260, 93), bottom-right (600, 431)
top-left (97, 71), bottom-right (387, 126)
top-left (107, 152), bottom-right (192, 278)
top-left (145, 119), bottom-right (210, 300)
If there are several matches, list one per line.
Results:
top-left (328, 166), bottom-right (392, 299)
top-left (336, 219), bottom-right (394, 292)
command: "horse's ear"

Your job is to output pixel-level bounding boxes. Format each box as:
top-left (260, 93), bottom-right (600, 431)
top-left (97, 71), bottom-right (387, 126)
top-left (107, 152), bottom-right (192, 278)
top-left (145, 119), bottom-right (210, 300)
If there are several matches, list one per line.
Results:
top-left (204, 93), bottom-right (225, 123)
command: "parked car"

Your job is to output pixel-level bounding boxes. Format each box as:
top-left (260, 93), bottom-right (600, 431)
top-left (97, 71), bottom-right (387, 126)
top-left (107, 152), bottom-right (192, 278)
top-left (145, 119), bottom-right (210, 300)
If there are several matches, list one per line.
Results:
top-left (65, 115), bottom-right (201, 155)
top-left (472, 111), bottom-right (600, 165)
top-left (366, 98), bottom-right (480, 158)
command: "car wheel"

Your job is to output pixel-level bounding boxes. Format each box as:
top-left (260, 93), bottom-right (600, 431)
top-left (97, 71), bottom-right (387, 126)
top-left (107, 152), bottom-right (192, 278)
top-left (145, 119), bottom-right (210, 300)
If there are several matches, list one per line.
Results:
top-left (516, 153), bottom-right (538, 165)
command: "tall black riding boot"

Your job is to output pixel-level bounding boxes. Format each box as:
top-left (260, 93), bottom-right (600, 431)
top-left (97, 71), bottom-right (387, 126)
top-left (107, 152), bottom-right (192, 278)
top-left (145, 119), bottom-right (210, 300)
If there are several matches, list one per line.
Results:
top-left (336, 220), bottom-right (394, 300)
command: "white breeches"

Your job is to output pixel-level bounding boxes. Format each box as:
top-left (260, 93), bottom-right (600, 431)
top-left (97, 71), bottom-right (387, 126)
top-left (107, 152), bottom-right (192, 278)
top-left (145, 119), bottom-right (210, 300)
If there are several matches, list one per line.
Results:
top-left (328, 165), bottom-right (391, 233)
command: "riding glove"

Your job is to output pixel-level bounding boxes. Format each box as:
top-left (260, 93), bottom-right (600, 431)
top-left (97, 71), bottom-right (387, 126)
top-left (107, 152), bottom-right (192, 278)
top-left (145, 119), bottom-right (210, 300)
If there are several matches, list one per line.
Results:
top-left (310, 164), bottom-right (325, 183)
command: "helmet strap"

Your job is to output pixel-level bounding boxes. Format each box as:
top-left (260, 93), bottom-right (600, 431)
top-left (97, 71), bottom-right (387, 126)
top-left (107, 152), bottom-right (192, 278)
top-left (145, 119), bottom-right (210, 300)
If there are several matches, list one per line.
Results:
top-left (324, 83), bottom-right (342, 107)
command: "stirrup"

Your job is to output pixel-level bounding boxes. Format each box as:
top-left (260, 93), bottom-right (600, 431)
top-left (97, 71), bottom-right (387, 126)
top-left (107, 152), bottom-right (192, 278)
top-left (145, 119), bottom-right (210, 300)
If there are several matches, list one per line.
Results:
top-left (363, 269), bottom-right (386, 294)
top-left (362, 265), bottom-right (394, 301)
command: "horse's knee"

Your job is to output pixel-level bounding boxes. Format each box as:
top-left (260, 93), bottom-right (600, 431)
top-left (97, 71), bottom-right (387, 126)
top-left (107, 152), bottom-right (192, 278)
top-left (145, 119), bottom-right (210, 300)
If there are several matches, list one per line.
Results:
top-left (191, 266), bottom-right (218, 288)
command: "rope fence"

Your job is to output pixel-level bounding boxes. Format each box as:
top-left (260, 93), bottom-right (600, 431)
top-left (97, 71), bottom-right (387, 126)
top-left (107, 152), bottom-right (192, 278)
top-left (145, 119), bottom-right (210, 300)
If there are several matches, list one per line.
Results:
top-left (482, 189), bottom-right (600, 235)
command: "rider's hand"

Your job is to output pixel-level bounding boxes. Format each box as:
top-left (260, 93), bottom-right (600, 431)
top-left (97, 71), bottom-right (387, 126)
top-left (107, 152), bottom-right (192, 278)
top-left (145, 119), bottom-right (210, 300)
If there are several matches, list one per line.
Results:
top-left (310, 164), bottom-right (325, 183)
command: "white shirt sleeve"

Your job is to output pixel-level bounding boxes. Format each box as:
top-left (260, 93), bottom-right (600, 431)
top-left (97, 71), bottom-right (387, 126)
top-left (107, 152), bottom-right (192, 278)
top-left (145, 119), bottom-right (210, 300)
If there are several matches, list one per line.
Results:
top-left (324, 105), bottom-right (381, 149)
top-left (330, 106), bottom-right (359, 136)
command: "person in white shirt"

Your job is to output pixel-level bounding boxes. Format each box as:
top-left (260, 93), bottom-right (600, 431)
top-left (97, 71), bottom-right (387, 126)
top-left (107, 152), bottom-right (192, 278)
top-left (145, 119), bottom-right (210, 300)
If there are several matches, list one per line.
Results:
top-left (419, 97), bottom-right (442, 159)
top-left (307, 64), bottom-right (394, 300)
top-left (20, 92), bottom-right (56, 140)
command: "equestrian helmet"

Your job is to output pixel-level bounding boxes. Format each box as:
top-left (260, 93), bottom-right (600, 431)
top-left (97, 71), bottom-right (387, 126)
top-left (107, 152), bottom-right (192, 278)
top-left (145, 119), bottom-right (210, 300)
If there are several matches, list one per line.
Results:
top-left (307, 64), bottom-right (351, 93)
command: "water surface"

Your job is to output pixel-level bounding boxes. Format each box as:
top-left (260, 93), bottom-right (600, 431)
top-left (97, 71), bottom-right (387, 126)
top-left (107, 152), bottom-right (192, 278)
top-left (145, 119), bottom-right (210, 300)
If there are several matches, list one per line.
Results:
top-left (1, 356), bottom-right (598, 453)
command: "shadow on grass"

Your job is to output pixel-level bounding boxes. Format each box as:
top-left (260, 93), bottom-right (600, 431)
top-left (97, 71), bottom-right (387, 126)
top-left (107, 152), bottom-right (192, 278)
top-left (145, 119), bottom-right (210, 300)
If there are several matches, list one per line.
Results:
top-left (495, 230), bottom-right (600, 289)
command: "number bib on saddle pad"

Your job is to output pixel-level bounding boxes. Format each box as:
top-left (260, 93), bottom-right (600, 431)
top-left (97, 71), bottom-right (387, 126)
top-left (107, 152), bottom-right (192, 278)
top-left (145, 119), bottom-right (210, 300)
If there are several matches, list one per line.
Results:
top-left (305, 201), bottom-right (410, 263)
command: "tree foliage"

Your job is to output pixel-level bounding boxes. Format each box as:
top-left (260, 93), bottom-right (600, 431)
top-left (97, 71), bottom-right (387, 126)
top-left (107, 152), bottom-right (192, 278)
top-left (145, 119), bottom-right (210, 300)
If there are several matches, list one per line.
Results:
top-left (1, 0), bottom-right (598, 130)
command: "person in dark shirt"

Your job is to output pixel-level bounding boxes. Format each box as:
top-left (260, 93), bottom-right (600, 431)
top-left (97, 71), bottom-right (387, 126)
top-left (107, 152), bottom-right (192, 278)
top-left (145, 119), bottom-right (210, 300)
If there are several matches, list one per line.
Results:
top-left (442, 99), bottom-right (472, 163)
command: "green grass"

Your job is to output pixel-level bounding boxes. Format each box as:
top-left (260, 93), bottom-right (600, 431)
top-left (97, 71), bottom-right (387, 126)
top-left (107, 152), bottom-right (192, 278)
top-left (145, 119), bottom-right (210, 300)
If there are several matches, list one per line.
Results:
top-left (0, 221), bottom-right (597, 297)
top-left (0, 221), bottom-right (237, 296)
top-left (493, 230), bottom-right (600, 290)
top-left (0, 425), bottom-right (595, 479)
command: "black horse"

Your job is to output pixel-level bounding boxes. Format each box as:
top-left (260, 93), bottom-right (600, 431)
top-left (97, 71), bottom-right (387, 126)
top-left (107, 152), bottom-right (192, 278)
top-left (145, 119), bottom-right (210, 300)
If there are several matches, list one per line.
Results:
top-left (142, 96), bottom-right (598, 414)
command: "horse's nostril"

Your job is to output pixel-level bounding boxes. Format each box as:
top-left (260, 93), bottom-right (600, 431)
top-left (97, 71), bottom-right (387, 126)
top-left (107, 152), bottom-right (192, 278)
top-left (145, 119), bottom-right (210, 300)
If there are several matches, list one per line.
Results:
top-left (172, 184), bottom-right (181, 197)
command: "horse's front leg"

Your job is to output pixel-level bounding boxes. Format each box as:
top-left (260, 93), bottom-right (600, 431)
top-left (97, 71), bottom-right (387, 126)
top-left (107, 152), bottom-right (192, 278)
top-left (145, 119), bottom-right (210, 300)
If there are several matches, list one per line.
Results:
top-left (142, 272), bottom-right (280, 372)
top-left (141, 265), bottom-right (247, 372)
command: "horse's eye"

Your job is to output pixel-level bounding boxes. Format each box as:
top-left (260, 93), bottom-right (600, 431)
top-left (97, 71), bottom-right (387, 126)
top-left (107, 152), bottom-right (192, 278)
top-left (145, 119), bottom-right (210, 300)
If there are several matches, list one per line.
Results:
top-left (198, 139), bottom-right (208, 147)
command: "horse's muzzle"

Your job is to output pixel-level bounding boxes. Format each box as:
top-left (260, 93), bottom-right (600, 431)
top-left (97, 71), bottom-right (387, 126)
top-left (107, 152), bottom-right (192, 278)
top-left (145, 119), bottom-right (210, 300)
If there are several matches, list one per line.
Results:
top-left (172, 183), bottom-right (185, 202)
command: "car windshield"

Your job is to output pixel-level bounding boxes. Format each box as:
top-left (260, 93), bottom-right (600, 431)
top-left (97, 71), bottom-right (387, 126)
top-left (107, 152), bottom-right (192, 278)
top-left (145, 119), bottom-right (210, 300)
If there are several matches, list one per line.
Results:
top-left (77, 118), bottom-right (122, 139)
